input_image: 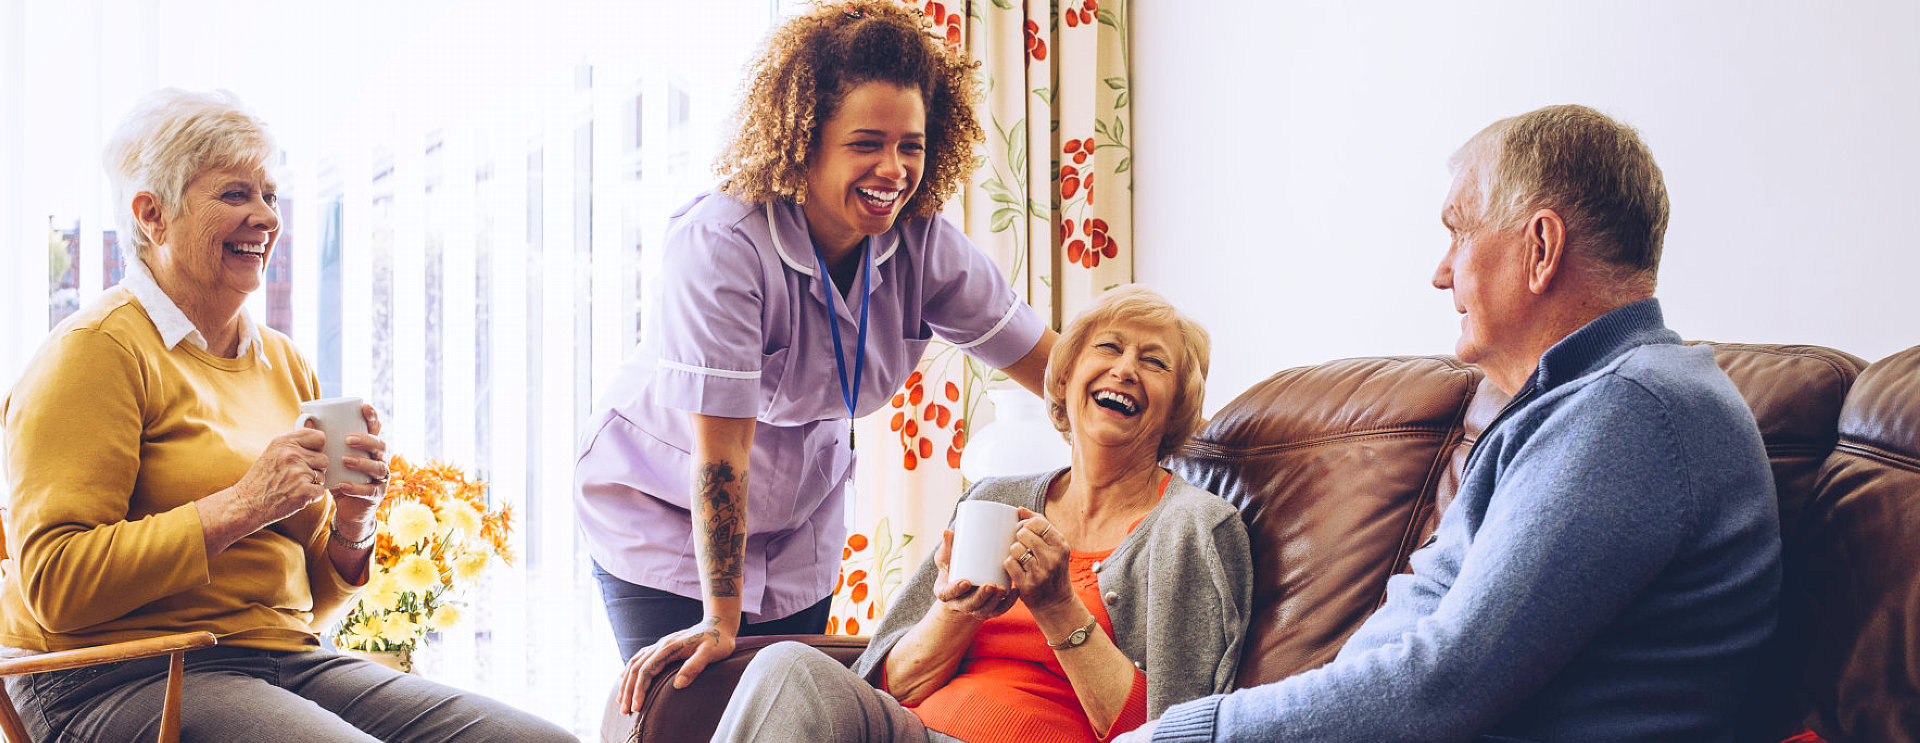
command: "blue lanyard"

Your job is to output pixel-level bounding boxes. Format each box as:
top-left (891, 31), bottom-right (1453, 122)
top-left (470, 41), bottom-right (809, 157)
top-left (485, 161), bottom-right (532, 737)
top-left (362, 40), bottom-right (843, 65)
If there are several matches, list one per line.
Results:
top-left (814, 238), bottom-right (872, 421)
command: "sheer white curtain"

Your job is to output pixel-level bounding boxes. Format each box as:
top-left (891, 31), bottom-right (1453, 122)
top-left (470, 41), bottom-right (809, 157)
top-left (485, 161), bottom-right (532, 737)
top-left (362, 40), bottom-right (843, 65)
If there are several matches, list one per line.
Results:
top-left (1, 0), bottom-right (775, 734)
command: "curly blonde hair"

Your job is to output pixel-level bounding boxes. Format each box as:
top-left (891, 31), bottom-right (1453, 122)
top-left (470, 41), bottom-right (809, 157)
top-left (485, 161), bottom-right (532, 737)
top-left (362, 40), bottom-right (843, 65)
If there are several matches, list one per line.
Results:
top-left (715, 0), bottom-right (982, 218)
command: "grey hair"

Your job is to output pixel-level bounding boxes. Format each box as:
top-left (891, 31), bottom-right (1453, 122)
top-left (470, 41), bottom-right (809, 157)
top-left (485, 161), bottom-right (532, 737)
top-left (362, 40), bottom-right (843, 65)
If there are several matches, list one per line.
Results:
top-left (103, 89), bottom-right (277, 261)
top-left (1448, 104), bottom-right (1670, 284)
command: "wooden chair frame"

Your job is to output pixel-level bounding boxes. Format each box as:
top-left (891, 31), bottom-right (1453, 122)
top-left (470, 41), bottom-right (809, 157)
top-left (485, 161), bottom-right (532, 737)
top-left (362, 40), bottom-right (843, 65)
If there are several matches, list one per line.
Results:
top-left (0, 631), bottom-right (216, 743)
top-left (0, 505), bottom-right (216, 742)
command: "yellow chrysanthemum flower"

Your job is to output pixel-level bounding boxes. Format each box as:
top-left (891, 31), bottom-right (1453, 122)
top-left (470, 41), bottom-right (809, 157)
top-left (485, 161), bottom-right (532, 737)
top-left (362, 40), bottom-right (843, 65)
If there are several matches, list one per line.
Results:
top-left (379, 614), bottom-right (418, 644)
top-left (388, 501), bottom-right (438, 545)
top-left (362, 571), bottom-right (402, 611)
top-left (393, 554), bottom-right (440, 593)
top-left (452, 551), bottom-right (491, 583)
top-left (341, 628), bottom-right (378, 651)
top-left (428, 604), bottom-right (463, 631)
top-left (441, 501), bottom-right (482, 538)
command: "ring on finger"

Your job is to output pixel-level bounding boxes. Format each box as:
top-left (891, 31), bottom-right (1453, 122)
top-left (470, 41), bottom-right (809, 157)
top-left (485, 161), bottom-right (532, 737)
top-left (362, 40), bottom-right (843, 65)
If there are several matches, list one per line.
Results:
top-left (1018, 549), bottom-right (1036, 567)
top-left (1037, 523), bottom-right (1054, 540)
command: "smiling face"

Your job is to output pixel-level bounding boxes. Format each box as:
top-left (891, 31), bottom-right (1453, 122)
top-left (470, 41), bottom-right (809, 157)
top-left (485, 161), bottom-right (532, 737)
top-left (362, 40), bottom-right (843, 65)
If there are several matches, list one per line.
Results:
top-left (145, 163), bottom-right (280, 303)
top-left (1433, 163), bottom-right (1534, 376)
top-left (801, 81), bottom-right (927, 258)
top-left (1063, 320), bottom-right (1184, 460)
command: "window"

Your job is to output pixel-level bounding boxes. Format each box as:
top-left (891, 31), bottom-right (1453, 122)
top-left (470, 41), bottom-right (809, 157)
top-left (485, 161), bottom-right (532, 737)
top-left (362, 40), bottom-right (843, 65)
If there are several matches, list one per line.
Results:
top-left (1, 1), bottom-right (779, 734)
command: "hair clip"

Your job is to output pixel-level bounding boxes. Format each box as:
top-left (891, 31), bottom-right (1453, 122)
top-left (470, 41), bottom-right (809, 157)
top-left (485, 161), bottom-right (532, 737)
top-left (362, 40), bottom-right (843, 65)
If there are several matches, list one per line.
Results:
top-left (845, 7), bottom-right (864, 18)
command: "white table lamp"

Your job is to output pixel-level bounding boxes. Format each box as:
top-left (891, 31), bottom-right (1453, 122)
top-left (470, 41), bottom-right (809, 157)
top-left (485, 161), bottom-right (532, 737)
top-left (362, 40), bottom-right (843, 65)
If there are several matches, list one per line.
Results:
top-left (960, 388), bottom-right (1071, 481)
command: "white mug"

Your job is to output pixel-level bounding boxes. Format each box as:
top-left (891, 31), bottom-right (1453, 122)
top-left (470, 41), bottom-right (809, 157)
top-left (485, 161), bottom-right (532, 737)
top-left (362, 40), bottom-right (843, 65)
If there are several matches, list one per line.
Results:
top-left (295, 396), bottom-right (375, 489)
top-left (949, 500), bottom-right (1021, 589)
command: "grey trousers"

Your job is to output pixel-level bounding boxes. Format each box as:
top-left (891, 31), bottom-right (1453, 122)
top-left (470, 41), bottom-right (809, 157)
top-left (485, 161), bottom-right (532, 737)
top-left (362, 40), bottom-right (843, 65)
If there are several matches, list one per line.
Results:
top-left (4, 645), bottom-right (574, 742)
top-left (711, 641), bottom-right (964, 743)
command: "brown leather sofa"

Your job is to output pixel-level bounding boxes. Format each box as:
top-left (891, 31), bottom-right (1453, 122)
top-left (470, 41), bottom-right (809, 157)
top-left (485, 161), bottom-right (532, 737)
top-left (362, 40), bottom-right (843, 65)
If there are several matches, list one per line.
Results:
top-left (605, 342), bottom-right (1919, 743)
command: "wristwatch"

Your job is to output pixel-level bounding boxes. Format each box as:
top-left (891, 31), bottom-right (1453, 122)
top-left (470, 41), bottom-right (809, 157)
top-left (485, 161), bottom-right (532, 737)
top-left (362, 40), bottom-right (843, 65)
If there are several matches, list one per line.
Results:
top-left (1046, 615), bottom-right (1099, 650)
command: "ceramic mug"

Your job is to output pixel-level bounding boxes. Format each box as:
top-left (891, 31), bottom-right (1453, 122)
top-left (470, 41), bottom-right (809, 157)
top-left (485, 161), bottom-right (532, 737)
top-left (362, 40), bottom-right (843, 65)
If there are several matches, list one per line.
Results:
top-left (295, 396), bottom-right (375, 489)
top-left (949, 500), bottom-right (1021, 589)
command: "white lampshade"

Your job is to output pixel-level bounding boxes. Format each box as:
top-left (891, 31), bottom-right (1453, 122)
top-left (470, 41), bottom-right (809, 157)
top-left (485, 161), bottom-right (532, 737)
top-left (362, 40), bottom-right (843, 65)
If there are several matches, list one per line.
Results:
top-left (960, 388), bottom-right (1071, 481)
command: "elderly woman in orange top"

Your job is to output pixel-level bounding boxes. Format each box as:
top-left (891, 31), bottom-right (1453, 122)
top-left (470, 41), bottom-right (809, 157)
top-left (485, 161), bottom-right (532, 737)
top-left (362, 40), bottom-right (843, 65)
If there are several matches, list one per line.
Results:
top-left (0, 89), bottom-right (569, 742)
top-left (710, 285), bottom-right (1253, 742)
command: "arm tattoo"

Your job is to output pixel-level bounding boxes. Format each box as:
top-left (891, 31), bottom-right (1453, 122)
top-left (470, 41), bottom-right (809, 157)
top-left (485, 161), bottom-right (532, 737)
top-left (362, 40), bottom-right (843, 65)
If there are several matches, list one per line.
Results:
top-left (696, 461), bottom-right (746, 599)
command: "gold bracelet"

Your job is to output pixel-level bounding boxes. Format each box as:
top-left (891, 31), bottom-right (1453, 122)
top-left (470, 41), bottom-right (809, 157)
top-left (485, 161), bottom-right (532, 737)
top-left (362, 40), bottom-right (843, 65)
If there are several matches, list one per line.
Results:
top-left (331, 520), bottom-right (377, 551)
top-left (1045, 615), bottom-right (1099, 650)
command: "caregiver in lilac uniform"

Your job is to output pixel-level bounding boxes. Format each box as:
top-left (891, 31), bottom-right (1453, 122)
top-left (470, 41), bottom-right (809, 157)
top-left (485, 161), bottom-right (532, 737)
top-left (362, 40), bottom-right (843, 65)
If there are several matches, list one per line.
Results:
top-left (580, 1), bottom-right (1057, 712)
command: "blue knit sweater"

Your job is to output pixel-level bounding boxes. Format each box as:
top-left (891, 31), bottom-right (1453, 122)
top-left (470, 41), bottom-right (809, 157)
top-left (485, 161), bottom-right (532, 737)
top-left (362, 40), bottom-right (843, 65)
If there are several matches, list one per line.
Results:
top-left (1153, 299), bottom-right (1780, 742)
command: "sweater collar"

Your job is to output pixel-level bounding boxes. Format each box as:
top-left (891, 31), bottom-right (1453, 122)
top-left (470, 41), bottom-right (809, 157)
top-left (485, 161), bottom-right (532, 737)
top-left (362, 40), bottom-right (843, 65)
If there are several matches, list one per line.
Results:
top-left (120, 255), bottom-right (271, 369)
top-left (1526, 297), bottom-right (1677, 393)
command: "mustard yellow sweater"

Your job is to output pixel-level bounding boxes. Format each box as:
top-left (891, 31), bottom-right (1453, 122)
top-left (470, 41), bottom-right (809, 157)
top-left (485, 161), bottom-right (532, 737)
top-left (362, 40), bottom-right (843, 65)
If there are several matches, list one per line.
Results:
top-left (1, 286), bottom-right (358, 652)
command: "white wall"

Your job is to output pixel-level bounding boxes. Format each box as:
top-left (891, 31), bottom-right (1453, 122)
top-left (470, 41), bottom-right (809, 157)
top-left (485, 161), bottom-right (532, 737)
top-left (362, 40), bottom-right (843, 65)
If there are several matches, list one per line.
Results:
top-left (1134, 1), bottom-right (1920, 413)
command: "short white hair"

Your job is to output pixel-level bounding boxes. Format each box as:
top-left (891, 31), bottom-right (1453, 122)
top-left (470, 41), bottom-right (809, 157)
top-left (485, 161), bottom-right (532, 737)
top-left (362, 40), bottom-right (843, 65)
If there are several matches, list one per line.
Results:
top-left (103, 89), bottom-right (277, 261)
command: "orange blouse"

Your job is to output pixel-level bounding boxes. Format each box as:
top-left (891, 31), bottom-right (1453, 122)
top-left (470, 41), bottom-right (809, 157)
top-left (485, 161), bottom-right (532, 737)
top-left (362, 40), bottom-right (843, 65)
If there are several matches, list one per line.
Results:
top-left (907, 477), bottom-right (1168, 742)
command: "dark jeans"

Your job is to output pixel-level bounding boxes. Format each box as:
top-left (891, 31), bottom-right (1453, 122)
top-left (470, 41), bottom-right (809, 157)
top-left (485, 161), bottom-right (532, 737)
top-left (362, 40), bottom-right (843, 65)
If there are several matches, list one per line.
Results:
top-left (591, 560), bottom-right (832, 662)
top-left (3, 645), bottom-right (573, 743)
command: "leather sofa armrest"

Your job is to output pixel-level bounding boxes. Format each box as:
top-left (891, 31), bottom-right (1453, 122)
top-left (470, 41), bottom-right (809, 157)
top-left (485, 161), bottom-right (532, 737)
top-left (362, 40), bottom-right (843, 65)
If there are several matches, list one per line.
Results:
top-left (601, 634), bottom-right (872, 743)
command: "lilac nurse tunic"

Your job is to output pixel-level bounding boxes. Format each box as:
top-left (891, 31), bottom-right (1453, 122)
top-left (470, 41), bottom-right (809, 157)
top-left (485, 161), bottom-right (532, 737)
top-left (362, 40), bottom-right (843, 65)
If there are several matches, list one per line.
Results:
top-left (574, 190), bottom-right (1045, 623)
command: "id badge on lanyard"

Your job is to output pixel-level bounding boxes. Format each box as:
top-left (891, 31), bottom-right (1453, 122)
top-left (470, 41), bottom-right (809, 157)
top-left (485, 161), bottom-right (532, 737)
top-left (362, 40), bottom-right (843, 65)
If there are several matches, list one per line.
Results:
top-left (814, 238), bottom-right (872, 449)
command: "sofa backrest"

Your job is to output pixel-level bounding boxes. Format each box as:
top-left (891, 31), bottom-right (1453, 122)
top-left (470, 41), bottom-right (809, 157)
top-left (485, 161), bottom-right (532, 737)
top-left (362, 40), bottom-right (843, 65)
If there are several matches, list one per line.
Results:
top-left (1172, 355), bottom-right (1488, 687)
top-left (1801, 345), bottom-right (1920, 742)
top-left (1703, 344), bottom-right (1868, 740)
top-left (1169, 342), bottom-right (1875, 739)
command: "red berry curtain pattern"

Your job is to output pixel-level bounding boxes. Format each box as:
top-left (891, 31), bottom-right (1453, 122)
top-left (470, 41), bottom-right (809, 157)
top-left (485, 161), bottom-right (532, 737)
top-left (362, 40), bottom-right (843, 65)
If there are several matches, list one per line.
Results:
top-left (832, 0), bottom-right (1135, 634)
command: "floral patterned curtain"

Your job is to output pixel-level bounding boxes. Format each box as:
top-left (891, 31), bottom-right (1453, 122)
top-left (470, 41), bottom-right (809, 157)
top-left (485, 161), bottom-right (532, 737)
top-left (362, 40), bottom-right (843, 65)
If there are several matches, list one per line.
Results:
top-left (831, 0), bottom-right (1133, 635)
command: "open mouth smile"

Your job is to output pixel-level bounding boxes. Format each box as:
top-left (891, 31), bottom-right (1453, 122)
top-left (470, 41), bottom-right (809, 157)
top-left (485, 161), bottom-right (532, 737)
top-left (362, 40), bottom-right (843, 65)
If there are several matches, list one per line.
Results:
top-left (226, 241), bottom-right (268, 257)
top-left (857, 187), bottom-right (902, 213)
top-left (1093, 389), bottom-right (1140, 417)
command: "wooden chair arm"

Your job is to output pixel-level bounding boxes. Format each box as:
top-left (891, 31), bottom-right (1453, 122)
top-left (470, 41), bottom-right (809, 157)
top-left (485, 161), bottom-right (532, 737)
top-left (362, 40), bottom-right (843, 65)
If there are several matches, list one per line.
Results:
top-left (0, 632), bottom-right (217, 678)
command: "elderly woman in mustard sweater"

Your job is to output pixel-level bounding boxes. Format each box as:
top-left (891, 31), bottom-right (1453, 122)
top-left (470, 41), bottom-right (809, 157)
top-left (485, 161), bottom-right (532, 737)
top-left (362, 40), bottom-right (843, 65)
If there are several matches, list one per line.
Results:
top-left (0, 89), bottom-right (569, 742)
top-left (710, 286), bottom-right (1253, 743)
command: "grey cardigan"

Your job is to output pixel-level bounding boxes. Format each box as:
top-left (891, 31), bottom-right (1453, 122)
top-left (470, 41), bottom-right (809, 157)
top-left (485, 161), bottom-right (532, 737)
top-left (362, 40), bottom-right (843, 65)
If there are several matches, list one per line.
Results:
top-left (850, 468), bottom-right (1253, 719)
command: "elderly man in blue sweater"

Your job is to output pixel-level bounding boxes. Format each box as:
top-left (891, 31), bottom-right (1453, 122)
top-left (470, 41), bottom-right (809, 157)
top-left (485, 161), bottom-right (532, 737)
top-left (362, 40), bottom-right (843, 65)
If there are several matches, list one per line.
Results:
top-left (1126, 105), bottom-right (1781, 742)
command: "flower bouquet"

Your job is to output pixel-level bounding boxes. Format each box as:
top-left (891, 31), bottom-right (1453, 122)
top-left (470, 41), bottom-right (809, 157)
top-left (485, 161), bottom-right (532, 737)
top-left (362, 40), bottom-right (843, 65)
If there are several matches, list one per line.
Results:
top-left (332, 456), bottom-right (514, 671)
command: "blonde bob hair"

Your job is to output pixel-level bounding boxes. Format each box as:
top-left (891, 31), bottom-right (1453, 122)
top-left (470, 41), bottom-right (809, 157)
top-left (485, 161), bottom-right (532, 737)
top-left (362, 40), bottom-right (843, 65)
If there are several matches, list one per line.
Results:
top-left (713, 0), bottom-right (981, 219)
top-left (1045, 285), bottom-right (1212, 461)
top-left (103, 88), bottom-right (277, 261)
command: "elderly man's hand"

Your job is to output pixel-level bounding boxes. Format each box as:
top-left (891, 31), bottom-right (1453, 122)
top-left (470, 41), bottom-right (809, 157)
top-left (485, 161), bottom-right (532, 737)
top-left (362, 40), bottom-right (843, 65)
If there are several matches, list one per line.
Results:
top-left (932, 529), bottom-right (1020, 621)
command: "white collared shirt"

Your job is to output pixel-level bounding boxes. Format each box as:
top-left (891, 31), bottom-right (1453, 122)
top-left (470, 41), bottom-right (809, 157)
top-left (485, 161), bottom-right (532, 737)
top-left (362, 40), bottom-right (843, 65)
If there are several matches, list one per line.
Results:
top-left (119, 255), bottom-right (272, 370)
